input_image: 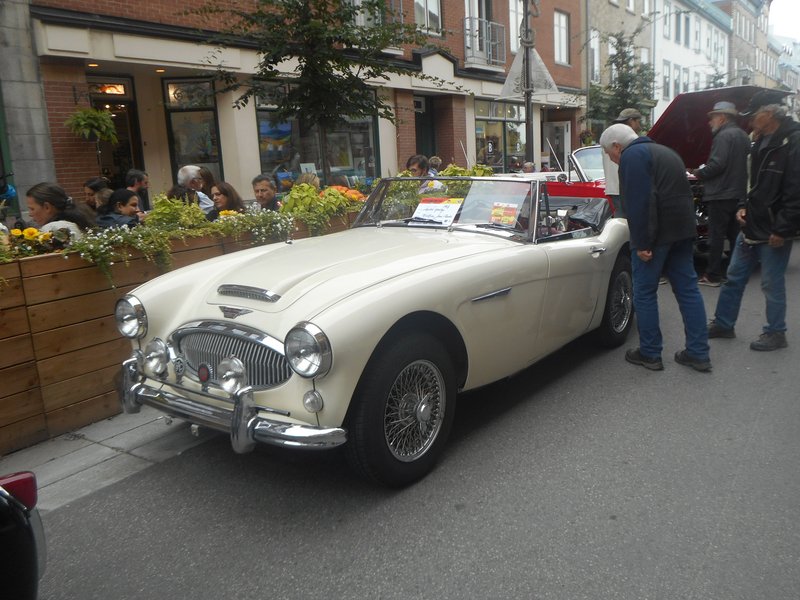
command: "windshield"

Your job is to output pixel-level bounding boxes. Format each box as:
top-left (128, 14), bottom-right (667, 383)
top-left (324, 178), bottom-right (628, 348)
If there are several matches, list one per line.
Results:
top-left (355, 177), bottom-right (536, 237)
top-left (572, 146), bottom-right (605, 182)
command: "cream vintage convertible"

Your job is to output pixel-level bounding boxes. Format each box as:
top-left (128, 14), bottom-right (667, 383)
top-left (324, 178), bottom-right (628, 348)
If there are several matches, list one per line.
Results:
top-left (116, 177), bottom-right (632, 486)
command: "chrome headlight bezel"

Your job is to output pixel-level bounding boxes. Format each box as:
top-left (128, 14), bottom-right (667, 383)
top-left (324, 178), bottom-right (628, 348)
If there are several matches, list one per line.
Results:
top-left (284, 322), bottom-right (332, 379)
top-left (115, 295), bottom-right (147, 339)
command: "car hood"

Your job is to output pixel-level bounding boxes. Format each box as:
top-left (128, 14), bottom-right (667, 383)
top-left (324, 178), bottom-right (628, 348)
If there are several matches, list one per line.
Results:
top-left (191, 227), bottom-right (516, 316)
top-left (648, 85), bottom-right (790, 168)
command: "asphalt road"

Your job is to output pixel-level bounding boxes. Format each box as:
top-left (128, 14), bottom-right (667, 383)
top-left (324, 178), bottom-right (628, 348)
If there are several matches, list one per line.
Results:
top-left (38, 253), bottom-right (800, 600)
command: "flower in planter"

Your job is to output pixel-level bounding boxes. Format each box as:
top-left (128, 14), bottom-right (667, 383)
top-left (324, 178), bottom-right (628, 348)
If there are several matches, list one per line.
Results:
top-left (5, 226), bottom-right (73, 257)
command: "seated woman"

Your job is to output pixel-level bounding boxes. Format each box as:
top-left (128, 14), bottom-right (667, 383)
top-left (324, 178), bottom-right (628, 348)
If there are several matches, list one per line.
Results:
top-left (83, 176), bottom-right (109, 211)
top-left (207, 181), bottom-right (246, 221)
top-left (26, 182), bottom-right (94, 240)
top-left (96, 188), bottom-right (143, 228)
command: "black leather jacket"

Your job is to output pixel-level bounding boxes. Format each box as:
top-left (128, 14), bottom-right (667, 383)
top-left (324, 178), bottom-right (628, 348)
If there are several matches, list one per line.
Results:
top-left (695, 121), bottom-right (749, 201)
top-left (744, 118), bottom-right (800, 242)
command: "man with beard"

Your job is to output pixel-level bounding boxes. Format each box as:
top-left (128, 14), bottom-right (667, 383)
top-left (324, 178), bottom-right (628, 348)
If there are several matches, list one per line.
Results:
top-left (691, 102), bottom-right (750, 286)
top-left (708, 91), bottom-right (800, 351)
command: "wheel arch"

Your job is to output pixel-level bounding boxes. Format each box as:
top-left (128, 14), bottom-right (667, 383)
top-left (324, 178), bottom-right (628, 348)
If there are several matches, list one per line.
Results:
top-left (345, 311), bottom-right (468, 422)
top-left (377, 311), bottom-right (468, 387)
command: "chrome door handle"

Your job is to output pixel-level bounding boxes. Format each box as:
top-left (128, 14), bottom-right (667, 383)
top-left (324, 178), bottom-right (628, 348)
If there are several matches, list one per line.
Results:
top-left (589, 246), bottom-right (607, 254)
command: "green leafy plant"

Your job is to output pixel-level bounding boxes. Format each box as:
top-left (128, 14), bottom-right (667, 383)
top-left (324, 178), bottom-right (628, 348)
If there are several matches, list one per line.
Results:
top-left (66, 194), bottom-right (293, 282)
top-left (280, 183), bottom-right (356, 235)
top-left (64, 107), bottom-right (119, 143)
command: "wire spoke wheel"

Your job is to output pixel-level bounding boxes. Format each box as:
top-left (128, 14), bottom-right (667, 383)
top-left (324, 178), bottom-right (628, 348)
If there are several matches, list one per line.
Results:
top-left (610, 270), bottom-right (633, 333)
top-left (384, 360), bottom-right (445, 462)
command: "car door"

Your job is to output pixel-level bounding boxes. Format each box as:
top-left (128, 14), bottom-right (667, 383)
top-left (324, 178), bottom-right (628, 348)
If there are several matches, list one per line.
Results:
top-left (532, 187), bottom-right (608, 354)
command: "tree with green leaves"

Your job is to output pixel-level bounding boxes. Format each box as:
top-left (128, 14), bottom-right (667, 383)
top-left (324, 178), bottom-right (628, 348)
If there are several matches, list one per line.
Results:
top-left (197, 0), bottom-right (448, 180)
top-left (585, 28), bottom-right (656, 127)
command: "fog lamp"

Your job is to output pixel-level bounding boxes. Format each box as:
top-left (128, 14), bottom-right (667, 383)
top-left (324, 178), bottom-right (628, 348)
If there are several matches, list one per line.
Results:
top-left (143, 338), bottom-right (169, 378)
top-left (218, 357), bottom-right (247, 394)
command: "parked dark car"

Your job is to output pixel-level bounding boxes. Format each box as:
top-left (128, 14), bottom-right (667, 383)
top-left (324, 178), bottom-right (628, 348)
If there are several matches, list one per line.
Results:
top-left (1, 471), bottom-right (46, 600)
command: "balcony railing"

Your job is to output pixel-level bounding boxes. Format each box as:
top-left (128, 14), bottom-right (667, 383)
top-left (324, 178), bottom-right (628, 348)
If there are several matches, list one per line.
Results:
top-left (464, 17), bottom-right (506, 68)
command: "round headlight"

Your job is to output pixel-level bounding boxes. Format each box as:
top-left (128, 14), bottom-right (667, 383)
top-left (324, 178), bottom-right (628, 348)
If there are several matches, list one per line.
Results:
top-left (284, 322), bottom-right (332, 378)
top-left (115, 295), bottom-right (147, 339)
top-left (143, 338), bottom-right (169, 378)
top-left (218, 356), bottom-right (247, 394)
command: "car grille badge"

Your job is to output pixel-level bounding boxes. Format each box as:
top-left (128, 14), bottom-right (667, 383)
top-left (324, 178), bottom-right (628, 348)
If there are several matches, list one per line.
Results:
top-left (220, 306), bottom-right (252, 319)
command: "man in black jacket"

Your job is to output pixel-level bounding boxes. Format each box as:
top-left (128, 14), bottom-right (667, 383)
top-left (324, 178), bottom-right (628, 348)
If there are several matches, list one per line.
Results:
top-left (709, 91), bottom-right (800, 351)
top-left (692, 101), bottom-right (750, 286)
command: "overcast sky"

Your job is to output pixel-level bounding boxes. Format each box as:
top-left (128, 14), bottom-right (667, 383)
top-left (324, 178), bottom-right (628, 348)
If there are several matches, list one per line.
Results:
top-left (768, 0), bottom-right (799, 40)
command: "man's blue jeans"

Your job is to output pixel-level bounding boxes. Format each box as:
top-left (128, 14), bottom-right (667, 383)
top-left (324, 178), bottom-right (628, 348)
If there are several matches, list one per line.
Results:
top-left (631, 238), bottom-right (709, 360)
top-left (713, 233), bottom-right (794, 334)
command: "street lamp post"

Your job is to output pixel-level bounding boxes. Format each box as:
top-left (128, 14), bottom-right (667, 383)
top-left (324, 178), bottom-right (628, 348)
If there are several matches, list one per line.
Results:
top-left (520, 0), bottom-right (541, 163)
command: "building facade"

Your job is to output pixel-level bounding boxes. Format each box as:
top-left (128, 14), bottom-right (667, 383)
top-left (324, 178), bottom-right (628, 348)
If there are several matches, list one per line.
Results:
top-left (651, 0), bottom-right (731, 120)
top-left (712, 0), bottom-right (775, 86)
top-left (0, 0), bottom-right (587, 216)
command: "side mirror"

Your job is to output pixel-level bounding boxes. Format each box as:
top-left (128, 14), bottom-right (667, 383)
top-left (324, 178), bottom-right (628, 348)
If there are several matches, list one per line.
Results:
top-left (557, 173), bottom-right (568, 183)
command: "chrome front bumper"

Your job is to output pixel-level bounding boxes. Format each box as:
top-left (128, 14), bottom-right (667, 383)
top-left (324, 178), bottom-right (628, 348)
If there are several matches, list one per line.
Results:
top-left (120, 358), bottom-right (347, 452)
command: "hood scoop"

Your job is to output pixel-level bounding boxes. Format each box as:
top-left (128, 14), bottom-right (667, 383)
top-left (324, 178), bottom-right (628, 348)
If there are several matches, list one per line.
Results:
top-left (217, 284), bottom-right (281, 303)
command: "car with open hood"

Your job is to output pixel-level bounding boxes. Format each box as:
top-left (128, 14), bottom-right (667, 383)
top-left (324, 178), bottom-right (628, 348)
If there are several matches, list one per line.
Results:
top-left (116, 176), bottom-right (633, 486)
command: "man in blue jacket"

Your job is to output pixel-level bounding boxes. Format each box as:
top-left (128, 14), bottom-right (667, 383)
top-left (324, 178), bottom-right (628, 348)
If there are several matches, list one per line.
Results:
top-left (708, 91), bottom-right (800, 351)
top-left (599, 124), bottom-right (711, 372)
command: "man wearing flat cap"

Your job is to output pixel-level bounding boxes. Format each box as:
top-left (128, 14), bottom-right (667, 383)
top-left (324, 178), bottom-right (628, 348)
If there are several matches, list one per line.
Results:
top-left (691, 101), bottom-right (750, 286)
top-left (613, 108), bottom-right (644, 132)
top-left (709, 90), bottom-right (800, 351)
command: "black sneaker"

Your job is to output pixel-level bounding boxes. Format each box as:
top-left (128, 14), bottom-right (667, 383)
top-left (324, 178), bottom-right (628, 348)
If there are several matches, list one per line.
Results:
top-left (708, 320), bottom-right (735, 339)
top-left (749, 332), bottom-right (788, 351)
top-left (625, 348), bottom-right (664, 371)
top-left (674, 350), bottom-right (712, 372)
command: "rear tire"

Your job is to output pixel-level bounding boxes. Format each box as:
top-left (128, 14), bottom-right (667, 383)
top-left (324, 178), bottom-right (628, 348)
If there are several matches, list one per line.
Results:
top-left (594, 252), bottom-right (634, 347)
top-left (346, 333), bottom-right (456, 487)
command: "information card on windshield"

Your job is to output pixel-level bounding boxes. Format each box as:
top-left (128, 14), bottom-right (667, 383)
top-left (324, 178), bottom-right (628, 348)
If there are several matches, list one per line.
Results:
top-left (411, 197), bottom-right (464, 226)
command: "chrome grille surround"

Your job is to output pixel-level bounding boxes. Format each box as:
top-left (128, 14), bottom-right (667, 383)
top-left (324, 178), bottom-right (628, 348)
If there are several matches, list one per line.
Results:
top-left (170, 320), bottom-right (292, 390)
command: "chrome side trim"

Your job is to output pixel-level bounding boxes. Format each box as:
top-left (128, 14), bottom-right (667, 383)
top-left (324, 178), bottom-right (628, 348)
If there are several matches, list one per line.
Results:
top-left (218, 284), bottom-right (281, 303)
top-left (470, 287), bottom-right (512, 303)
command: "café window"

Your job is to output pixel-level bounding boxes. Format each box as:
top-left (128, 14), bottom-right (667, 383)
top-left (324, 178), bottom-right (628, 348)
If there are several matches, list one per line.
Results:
top-left (474, 99), bottom-right (526, 173)
top-left (256, 85), bottom-right (378, 189)
top-left (162, 78), bottom-right (222, 182)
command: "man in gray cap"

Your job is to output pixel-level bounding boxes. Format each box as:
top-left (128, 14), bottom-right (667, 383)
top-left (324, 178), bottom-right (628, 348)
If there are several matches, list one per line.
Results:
top-left (613, 108), bottom-right (644, 133)
top-left (708, 90), bottom-right (800, 351)
top-left (691, 101), bottom-right (750, 286)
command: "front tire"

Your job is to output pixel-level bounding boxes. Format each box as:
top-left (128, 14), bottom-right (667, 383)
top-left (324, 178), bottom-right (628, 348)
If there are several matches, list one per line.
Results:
top-left (346, 333), bottom-right (456, 487)
top-left (594, 252), bottom-right (634, 347)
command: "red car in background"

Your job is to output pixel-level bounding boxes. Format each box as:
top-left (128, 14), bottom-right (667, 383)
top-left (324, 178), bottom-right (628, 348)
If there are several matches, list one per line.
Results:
top-left (558, 86), bottom-right (792, 253)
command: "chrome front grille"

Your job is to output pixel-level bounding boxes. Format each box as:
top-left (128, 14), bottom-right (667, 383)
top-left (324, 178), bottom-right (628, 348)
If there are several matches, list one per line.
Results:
top-left (172, 321), bottom-right (292, 390)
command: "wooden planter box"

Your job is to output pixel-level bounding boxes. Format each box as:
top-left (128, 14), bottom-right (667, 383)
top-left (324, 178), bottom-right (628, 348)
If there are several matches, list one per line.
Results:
top-left (0, 218), bottom-right (344, 455)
